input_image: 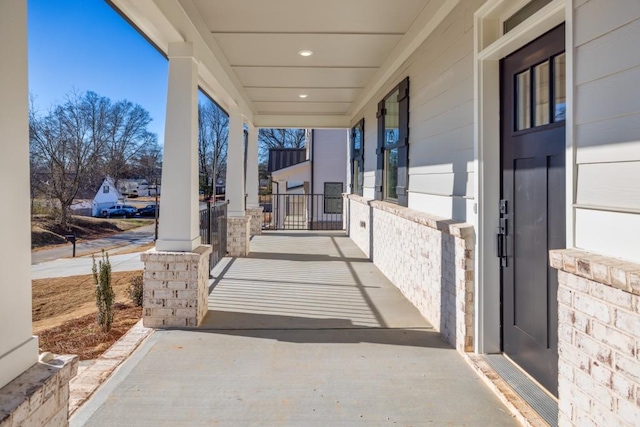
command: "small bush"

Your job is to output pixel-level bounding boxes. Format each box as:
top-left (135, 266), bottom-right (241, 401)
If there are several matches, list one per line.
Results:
top-left (128, 275), bottom-right (144, 307)
top-left (92, 251), bottom-right (115, 332)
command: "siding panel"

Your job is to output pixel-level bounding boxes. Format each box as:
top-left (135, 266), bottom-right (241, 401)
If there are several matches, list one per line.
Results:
top-left (576, 162), bottom-right (640, 211)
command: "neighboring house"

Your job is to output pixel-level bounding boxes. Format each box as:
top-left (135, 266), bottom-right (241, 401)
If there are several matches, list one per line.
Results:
top-left (119, 179), bottom-right (150, 197)
top-left (268, 129), bottom-right (348, 229)
top-left (91, 178), bottom-right (122, 217)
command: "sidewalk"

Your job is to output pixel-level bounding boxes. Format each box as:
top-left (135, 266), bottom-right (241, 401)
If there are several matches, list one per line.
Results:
top-left (71, 232), bottom-right (518, 426)
top-left (32, 251), bottom-right (145, 280)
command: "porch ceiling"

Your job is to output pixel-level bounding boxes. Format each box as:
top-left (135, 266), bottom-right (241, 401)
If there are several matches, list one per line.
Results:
top-left (109, 0), bottom-right (455, 127)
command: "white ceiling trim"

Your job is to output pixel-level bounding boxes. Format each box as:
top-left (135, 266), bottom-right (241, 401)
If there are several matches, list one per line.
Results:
top-left (348, 0), bottom-right (463, 119)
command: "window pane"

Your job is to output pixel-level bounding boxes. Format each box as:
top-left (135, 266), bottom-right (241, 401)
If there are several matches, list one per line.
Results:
top-left (384, 89), bottom-right (400, 147)
top-left (324, 183), bottom-right (343, 214)
top-left (554, 53), bottom-right (566, 122)
top-left (516, 70), bottom-right (531, 130)
top-left (384, 148), bottom-right (398, 200)
top-left (353, 125), bottom-right (362, 151)
top-left (534, 60), bottom-right (550, 126)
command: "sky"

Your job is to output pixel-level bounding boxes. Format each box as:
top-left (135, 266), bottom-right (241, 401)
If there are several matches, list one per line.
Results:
top-left (28, 0), bottom-right (174, 145)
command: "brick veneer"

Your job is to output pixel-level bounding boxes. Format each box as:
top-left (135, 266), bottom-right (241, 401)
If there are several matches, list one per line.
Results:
top-left (0, 355), bottom-right (77, 427)
top-left (347, 195), bottom-right (475, 352)
top-left (141, 245), bottom-right (212, 328)
top-left (227, 216), bottom-right (251, 257)
top-left (551, 249), bottom-right (640, 427)
top-left (245, 207), bottom-right (264, 236)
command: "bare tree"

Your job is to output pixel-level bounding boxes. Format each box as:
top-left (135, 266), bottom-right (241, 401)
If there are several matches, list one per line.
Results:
top-left (29, 91), bottom-right (157, 227)
top-left (258, 128), bottom-right (306, 161)
top-left (198, 101), bottom-right (228, 195)
top-left (103, 98), bottom-right (156, 188)
top-left (30, 92), bottom-right (109, 227)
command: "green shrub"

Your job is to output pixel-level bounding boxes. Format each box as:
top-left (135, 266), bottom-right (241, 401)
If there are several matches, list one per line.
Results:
top-left (128, 274), bottom-right (144, 307)
top-left (92, 251), bottom-right (115, 332)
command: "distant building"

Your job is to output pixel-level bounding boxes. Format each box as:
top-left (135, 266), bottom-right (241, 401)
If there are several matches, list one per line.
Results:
top-left (92, 177), bottom-right (123, 217)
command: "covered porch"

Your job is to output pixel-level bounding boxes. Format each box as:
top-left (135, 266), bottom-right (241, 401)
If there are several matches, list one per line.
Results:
top-left (71, 231), bottom-right (518, 426)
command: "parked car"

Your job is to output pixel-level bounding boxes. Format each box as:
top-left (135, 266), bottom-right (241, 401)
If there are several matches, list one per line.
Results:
top-left (101, 204), bottom-right (138, 218)
top-left (137, 204), bottom-right (159, 217)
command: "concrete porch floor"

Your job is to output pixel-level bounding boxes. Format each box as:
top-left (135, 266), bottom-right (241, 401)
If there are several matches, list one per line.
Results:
top-left (72, 231), bottom-right (518, 426)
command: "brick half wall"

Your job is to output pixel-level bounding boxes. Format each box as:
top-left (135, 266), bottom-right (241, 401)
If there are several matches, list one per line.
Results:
top-left (551, 249), bottom-right (640, 427)
top-left (347, 195), bottom-right (475, 352)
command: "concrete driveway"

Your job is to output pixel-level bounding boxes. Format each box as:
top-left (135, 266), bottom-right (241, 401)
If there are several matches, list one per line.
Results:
top-left (71, 231), bottom-right (518, 426)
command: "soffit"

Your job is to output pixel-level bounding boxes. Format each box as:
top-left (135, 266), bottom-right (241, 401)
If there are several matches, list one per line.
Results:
top-left (181, 0), bottom-right (431, 124)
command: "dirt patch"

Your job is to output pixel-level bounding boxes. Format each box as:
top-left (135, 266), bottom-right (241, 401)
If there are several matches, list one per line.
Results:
top-left (38, 303), bottom-right (142, 360)
top-left (31, 215), bottom-right (152, 249)
top-left (32, 270), bottom-right (143, 333)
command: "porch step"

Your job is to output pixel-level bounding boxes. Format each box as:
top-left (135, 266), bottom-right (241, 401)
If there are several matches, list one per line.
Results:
top-left (484, 355), bottom-right (558, 427)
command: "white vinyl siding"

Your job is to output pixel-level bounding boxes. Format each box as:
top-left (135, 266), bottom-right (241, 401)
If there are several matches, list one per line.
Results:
top-left (355, 0), bottom-right (483, 221)
top-left (574, 0), bottom-right (640, 261)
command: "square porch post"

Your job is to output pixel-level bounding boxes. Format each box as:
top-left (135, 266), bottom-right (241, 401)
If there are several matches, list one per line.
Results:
top-left (0, 3), bottom-right (78, 425)
top-left (245, 124), bottom-right (263, 236)
top-left (141, 41), bottom-right (211, 329)
top-left (0, 0), bottom-right (39, 391)
top-left (225, 108), bottom-right (251, 256)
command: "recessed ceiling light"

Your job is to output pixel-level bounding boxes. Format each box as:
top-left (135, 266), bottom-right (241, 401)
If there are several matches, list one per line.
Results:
top-left (298, 50), bottom-right (313, 57)
top-left (299, 94), bottom-right (308, 99)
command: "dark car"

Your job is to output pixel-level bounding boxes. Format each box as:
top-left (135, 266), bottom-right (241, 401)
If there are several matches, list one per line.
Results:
top-left (105, 208), bottom-right (134, 218)
top-left (137, 204), bottom-right (159, 217)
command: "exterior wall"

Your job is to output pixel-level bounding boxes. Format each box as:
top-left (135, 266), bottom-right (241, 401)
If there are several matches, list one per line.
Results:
top-left (573, 0), bottom-right (640, 262)
top-left (355, 0), bottom-right (483, 222)
top-left (141, 245), bottom-right (212, 328)
top-left (0, 355), bottom-right (77, 427)
top-left (311, 129), bottom-right (348, 195)
top-left (348, 195), bottom-right (475, 352)
top-left (551, 249), bottom-right (640, 427)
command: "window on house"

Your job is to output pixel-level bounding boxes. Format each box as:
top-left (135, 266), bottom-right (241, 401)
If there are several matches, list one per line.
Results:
top-left (376, 77), bottom-right (409, 206)
top-left (350, 119), bottom-right (364, 196)
top-left (324, 182), bottom-right (343, 214)
top-left (103, 185), bottom-right (109, 193)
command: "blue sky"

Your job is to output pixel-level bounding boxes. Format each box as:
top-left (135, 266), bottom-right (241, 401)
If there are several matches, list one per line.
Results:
top-left (28, 0), bottom-right (171, 145)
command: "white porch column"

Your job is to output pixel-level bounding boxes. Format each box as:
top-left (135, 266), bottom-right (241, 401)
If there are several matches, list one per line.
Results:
top-left (244, 124), bottom-right (263, 235)
top-left (245, 124), bottom-right (259, 208)
top-left (156, 42), bottom-right (200, 252)
top-left (225, 108), bottom-right (251, 255)
top-left (0, 0), bottom-right (39, 390)
top-left (226, 107), bottom-right (246, 217)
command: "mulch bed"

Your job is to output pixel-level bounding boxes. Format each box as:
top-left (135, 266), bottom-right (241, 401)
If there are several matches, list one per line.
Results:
top-left (38, 303), bottom-right (142, 360)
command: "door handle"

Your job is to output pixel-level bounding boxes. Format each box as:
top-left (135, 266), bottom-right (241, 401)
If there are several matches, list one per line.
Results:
top-left (496, 218), bottom-right (508, 267)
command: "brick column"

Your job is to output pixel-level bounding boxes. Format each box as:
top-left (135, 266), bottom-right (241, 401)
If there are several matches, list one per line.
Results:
top-left (141, 245), bottom-right (212, 328)
top-left (245, 206), bottom-right (263, 236)
top-left (0, 355), bottom-right (77, 427)
top-left (227, 216), bottom-right (251, 257)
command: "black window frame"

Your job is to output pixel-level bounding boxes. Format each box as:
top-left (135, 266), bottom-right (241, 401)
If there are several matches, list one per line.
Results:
top-left (350, 118), bottom-right (365, 196)
top-left (323, 182), bottom-right (343, 214)
top-left (375, 77), bottom-right (410, 206)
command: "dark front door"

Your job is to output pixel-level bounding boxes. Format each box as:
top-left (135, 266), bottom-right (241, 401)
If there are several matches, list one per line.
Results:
top-left (500, 24), bottom-right (566, 396)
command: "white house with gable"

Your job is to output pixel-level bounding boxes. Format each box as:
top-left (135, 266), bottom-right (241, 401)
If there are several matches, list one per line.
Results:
top-left (91, 177), bottom-right (122, 217)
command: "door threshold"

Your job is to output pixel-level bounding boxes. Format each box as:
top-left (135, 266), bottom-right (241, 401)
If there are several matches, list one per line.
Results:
top-left (465, 353), bottom-right (558, 427)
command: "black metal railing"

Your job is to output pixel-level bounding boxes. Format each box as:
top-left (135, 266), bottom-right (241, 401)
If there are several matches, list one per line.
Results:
top-left (259, 193), bottom-right (343, 231)
top-left (199, 201), bottom-right (228, 269)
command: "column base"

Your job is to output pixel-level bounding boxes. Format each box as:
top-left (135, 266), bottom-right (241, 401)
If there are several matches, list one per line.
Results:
top-left (141, 245), bottom-right (212, 328)
top-left (245, 207), bottom-right (264, 236)
top-left (227, 216), bottom-right (251, 257)
top-left (0, 355), bottom-right (78, 427)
